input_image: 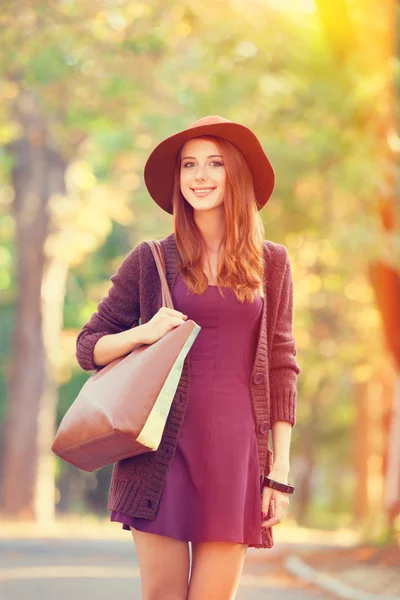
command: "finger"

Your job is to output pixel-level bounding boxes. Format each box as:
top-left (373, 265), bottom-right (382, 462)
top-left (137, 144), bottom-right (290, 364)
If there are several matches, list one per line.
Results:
top-left (163, 308), bottom-right (187, 319)
top-left (261, 491), bottom-right (272, 513)
top-left (261, 516), bottom-right (280, 528)
top-left (170, 316), bottom-right (186, 327)
top-left (263, 507), bottom-right (284, 527)
top-left (262, 500), bottom-right (287, 528)
top-left (261, 496), bottom-right (275, 525)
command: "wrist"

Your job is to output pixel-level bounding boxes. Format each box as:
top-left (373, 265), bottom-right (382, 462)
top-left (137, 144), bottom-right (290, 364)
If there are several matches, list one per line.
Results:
top-left (268, 465), bottom-right (290, 483)
top-left (137, 322), bottom-right (150, 345)
top-left (271, 459), bottom-right (290, 474)
top-left (262, 475), bottom-right (295, 494)
top-left (124, 323), bottom-right (150, 349)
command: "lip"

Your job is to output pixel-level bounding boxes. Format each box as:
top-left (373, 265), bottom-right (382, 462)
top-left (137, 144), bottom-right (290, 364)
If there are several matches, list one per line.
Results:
top-left (191, 187), bottom-right (217, 191)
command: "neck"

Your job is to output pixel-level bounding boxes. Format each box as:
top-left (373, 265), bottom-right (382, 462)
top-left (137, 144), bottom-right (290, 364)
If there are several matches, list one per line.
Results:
top-left (193, 206), bottom-right (226, 252)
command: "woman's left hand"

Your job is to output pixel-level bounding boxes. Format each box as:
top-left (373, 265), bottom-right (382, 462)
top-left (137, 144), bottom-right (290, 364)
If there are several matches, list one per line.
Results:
top-left (261, 470), bottom-right (290, 529)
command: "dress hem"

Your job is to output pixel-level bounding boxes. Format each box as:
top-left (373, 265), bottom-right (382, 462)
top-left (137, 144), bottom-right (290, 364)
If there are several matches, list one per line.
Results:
top-left (110, 514), bottom-right (263, 546)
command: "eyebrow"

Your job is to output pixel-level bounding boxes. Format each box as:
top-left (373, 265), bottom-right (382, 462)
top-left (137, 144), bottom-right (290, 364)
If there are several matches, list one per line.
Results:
top-left (181, 154), bottom-right (223, 160)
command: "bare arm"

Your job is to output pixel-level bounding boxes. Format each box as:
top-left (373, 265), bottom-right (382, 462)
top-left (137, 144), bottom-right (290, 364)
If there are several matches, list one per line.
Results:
top-left (269, 421), bottom-right (292, 482)
top-left (92, 323), bottom-right (150, 367)
top-left (92, 306), bottom-right (188, 367)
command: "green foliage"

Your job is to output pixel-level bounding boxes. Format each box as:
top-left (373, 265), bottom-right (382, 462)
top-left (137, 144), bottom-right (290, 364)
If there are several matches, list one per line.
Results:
top-left (0, 0), bottom-right (398, 526)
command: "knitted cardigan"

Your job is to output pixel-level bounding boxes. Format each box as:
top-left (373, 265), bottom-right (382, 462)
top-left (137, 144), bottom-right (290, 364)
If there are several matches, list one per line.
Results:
top-left (76, 231), bottom-right (300, 549)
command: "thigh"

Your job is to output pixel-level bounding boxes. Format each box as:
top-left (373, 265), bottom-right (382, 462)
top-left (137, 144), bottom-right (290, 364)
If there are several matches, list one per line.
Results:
top-left (188, 541), bottom-right (248, 600)
top-left (130, 526), bottom-right (190, 600)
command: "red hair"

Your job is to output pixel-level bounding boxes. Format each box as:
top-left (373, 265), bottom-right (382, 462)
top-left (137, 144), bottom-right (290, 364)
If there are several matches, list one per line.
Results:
top-left (172, 135), bottom-right (266, 303)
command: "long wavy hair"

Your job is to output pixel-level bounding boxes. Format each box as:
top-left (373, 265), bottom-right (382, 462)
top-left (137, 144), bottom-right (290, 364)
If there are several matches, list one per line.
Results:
top-left (172, 135), bottom-right (266, 303)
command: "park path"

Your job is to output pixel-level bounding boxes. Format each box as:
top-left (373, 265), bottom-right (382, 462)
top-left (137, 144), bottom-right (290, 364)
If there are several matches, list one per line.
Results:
top-left (0, 537), bottom-right (337, 600)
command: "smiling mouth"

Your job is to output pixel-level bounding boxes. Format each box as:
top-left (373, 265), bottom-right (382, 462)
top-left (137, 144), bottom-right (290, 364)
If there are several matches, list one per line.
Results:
top-left (191, 188), bottom-right (217, 196)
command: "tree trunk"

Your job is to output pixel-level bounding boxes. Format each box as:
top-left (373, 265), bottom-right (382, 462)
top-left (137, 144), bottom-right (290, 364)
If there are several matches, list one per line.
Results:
top-left (37, 257), bottom-right (69, 523)
top-left (1, 89), bottom-right (67, 520)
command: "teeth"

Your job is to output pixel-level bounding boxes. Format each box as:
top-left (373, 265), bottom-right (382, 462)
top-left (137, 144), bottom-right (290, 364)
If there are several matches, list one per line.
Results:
top-left (193, 188), bottom-right (215, 194)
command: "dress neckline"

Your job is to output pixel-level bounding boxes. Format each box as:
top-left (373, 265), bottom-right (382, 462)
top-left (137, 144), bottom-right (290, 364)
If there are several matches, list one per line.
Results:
top-left (176, 271), bottom-right (228, 289)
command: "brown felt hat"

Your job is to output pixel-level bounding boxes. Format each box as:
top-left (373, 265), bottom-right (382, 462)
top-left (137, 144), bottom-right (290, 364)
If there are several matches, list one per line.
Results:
top-left (143, 115), bottom-right (275, 215)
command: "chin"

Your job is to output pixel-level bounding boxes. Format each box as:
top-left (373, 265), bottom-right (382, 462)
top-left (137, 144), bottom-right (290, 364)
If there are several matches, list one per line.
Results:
top-left (183, 194), bottom-right (224, 212)
top-left (193, 202), bottom-right (223, 212)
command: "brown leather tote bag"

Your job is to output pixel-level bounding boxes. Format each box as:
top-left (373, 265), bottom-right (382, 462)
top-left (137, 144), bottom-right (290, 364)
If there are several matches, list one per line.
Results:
top-left (51, 240), bottom-right (201, 472)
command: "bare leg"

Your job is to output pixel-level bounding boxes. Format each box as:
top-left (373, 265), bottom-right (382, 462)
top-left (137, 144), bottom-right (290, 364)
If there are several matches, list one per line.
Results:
top-left (188, 541), bottom-right (248, 600)
top-left (130, 526), bottom-right (190, 600)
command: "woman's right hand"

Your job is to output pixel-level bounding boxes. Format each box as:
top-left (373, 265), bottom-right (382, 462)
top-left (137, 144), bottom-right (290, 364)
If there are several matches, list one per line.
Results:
top-left (142, 306), bottom-right (188, 345)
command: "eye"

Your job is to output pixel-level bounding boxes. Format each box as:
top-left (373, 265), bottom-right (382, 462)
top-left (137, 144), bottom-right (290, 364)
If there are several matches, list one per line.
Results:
top-left (182, 160), bottom-right (224, 168)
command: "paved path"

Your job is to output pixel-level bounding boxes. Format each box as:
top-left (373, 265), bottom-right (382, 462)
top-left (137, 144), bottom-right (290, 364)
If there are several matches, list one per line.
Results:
top-left (0, 538), bottom-right (336, 599)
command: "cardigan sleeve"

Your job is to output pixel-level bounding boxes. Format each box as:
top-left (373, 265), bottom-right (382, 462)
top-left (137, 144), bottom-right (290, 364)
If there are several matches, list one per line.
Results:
top-left (75, 242), bottom-right (143, 372)
top-left (269, 249), bottom-right (300, 427)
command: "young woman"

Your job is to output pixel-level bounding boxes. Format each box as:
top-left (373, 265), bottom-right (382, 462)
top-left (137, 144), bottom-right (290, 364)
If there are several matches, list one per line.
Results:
top-left (76, 115), bottom-right (300, 600)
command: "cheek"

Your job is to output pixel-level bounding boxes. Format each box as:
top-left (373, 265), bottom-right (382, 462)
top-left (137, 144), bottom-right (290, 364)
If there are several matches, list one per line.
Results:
top-left (216, 171), bottom-right (226, 187)
top-left (180, 170), bottom-right (191, 188)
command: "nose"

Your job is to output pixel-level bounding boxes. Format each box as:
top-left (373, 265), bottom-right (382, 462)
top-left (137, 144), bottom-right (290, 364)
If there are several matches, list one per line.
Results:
top-left (194, 163), bottom-right (207, 181)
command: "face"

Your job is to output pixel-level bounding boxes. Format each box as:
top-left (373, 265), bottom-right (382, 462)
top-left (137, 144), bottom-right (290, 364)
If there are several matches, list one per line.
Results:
top-left (179, 138), bottom-right (226, 212)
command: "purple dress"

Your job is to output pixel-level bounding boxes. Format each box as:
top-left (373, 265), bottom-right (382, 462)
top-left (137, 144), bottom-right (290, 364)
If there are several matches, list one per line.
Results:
top-left (110, 272), bottom-right (264, 545)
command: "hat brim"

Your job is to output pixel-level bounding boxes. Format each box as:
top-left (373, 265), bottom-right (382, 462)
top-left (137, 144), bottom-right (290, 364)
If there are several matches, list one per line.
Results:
top-left (144, 121), bottom-right (275, 215)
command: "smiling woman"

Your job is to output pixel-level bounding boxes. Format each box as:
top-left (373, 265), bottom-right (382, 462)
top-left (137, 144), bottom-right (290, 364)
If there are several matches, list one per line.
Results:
top-left (77, 115), bottom-right (300, 600)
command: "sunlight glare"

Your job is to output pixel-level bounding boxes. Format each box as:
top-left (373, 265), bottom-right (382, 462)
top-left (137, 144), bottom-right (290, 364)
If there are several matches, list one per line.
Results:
top-left (266, 0), bottom-right (316, 13)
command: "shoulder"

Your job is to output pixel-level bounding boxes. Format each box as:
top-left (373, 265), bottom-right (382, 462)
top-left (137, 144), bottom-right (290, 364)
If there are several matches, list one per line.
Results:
top-left (262, 240), bottom-right (292, 296)
top-left (262, 239), bottom-right (289, 269)
top-left (123, 232), bottom-right (176, 268)
top-left (113, 239), bottom-right (153, 278)
top-left (121, 239), bottom-right (149, 265)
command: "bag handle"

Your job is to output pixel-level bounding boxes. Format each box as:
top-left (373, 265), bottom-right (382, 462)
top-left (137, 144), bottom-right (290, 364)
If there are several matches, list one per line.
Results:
top-left (144, 240), bottom-right (174, 309)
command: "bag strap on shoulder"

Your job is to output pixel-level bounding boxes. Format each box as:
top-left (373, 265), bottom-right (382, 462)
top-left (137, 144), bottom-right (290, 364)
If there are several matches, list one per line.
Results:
top-left (144, 240), bottom-right (174, 309)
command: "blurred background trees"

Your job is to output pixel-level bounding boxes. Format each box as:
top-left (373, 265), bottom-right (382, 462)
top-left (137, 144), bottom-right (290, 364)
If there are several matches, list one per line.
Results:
top-left (0, 0), bottom-right (398, 544)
